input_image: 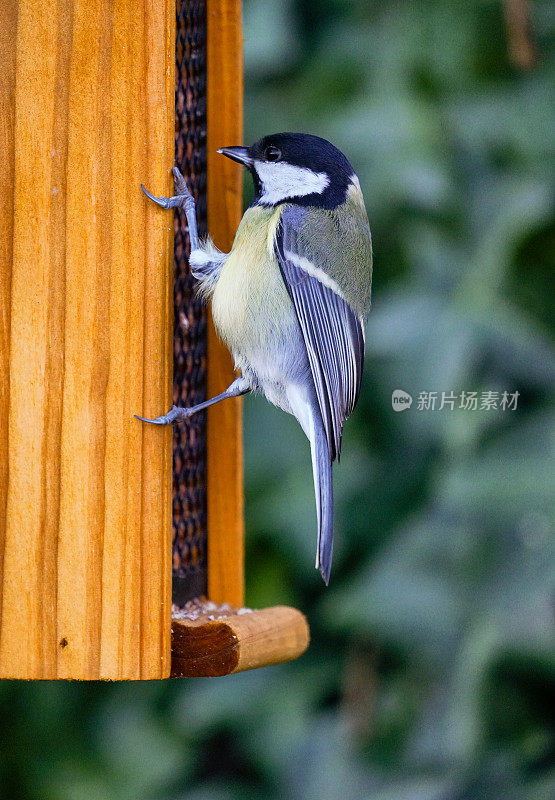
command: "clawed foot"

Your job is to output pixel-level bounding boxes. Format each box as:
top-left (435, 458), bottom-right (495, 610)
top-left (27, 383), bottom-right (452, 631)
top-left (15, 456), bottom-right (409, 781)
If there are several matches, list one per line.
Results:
top-left (134, 405), bottom-right (192, 425)
top-left (141, 166), bottom-right (199, 249)
top-left (141, 167), bottom-right (194, 210)
top-left (135, 379), bottom-right (251, 426)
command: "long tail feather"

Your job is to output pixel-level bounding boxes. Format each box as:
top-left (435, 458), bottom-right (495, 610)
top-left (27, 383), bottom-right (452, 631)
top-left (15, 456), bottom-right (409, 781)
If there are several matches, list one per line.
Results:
top-left (309, 408), bottom-right (334, 584)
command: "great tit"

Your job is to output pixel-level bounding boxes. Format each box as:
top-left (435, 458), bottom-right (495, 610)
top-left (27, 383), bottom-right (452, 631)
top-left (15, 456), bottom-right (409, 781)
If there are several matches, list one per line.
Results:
top-left (138, 132), bottom-right (373, 584)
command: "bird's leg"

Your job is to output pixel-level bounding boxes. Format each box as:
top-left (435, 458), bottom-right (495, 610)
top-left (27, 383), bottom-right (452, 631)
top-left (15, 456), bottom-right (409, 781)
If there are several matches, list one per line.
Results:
top-left (139, 166), bottom-right (232, 427)
top-left (141, 166), bottom-right (199, 250)
top-left (135, 376), bottom-right (250, 425)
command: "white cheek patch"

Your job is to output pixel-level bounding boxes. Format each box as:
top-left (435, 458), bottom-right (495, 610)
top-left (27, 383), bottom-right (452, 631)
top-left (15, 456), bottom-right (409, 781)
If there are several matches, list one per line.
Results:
top-left (255, 160), bottom-right (329, 204)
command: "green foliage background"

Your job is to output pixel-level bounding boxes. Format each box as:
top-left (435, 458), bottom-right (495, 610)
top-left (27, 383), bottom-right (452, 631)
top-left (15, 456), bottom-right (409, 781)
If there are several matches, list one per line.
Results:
top-left (1, 1), bottom-right (553, 798)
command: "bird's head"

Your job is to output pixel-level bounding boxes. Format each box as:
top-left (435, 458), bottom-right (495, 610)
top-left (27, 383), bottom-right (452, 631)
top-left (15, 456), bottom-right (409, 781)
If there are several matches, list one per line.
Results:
top-left (218, 132), bottom-right (356, 209)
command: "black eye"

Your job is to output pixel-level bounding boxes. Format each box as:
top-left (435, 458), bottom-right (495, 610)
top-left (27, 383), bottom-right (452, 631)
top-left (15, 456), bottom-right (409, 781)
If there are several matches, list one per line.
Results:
top-left (265, 146), bottom-right (281, 162)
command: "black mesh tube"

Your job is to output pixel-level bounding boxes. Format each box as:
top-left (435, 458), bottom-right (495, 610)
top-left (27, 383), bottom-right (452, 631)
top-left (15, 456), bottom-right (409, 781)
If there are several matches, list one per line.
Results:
top-left (172, 0), bottom-right (208, 603)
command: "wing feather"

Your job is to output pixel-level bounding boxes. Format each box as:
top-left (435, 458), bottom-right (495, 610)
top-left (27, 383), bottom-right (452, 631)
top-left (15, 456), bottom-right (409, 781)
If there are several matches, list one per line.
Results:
top-left (275, 206), bottom-right (365, 462)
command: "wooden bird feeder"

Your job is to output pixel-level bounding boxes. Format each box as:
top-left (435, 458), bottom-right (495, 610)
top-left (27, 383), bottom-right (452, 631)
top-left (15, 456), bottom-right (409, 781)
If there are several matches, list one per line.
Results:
top-left (0, 0), bottom-right (309, 680)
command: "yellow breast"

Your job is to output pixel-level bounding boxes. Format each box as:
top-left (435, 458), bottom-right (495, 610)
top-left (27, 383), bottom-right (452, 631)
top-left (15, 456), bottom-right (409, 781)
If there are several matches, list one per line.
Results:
top-left (211, 205), bottom-right (295, 355)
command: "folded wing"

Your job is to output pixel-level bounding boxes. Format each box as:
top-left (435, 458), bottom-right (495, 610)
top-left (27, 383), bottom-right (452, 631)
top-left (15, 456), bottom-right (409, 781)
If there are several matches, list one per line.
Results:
top-left (275, 206), bottom-right (365, 462)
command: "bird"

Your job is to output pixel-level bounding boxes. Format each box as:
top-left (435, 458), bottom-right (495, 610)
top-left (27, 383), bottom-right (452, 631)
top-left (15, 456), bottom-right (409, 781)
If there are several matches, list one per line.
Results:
top-left (137, 133), bottom-right (373, 583)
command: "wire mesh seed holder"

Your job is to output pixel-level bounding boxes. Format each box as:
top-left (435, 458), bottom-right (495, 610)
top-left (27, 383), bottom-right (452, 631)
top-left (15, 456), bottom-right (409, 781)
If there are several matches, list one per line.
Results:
top-left (173, 0), bottom-right (209, 606)
top-left (0, 0), bottom-right (308, 680)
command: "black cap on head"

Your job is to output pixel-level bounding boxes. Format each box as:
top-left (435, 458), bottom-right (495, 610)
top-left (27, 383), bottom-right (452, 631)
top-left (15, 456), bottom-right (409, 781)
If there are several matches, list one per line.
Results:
top-left (249, 132), bottom-right (353, 176)
top-left (219, 132), bottom-right (356, 209)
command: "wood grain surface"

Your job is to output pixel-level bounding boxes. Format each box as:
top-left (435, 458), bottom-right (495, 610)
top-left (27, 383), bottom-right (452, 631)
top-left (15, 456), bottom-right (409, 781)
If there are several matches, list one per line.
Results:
top-left (171, 606), bottom-right (310, 677)
top-left (0, 0), bottom-right (174, 679)
top-left (206, 0), bottom-right (245, 607)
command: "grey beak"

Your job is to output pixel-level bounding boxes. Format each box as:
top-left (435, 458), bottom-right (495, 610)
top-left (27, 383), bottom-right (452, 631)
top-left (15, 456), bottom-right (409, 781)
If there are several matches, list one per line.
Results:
top-left (217, 146), bottom-right (252, 166)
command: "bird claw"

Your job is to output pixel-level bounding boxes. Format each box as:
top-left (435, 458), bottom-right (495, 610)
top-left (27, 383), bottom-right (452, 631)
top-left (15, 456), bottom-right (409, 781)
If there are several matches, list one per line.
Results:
top-left (140, 184), bottom-right (170, 208)
top-left (141, 167), bottom-right (194, 210)
top-left (171, 166), bottom-right (191, 197)
top-left (134, 405), bottom-right (191, 425)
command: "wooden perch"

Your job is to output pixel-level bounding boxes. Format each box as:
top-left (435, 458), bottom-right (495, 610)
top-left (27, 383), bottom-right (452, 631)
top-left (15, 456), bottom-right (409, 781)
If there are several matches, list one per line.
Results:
top-left (171, 604), bottom-right (310, 677)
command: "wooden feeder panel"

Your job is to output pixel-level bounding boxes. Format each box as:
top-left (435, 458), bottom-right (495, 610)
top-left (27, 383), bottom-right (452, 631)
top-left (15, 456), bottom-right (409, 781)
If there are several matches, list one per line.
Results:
top-left (0, 0), bottom-right (175, 680)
